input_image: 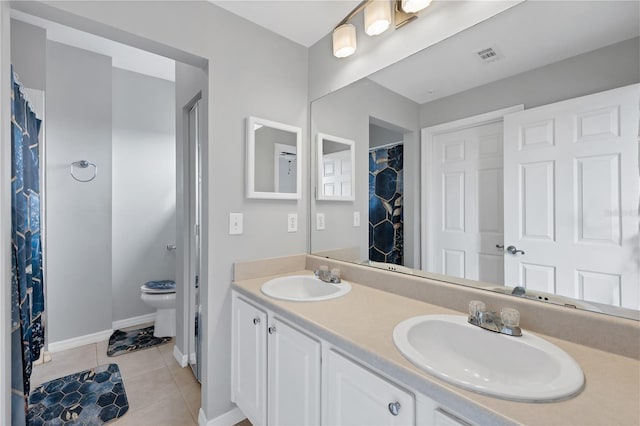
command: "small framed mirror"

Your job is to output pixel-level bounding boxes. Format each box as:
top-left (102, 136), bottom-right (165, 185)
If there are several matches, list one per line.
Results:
top-left (317, 133), bottom-right (355, 201)
top-left (247, 116), bottom-right (302, 199)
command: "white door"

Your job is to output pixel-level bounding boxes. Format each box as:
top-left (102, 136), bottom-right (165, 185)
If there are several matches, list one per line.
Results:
top-left (268, 317), bottom-right (321, 426)
top-left (231, 296), bottom-right (267, 425)
top-left (431, 122), bottom-right (505, 284)
top-left (324, 349), bottom-right (414, 426)
top-left (321, 150), bottom-right (352, 197)
top-left (503, 84), bottom-right (639, 309)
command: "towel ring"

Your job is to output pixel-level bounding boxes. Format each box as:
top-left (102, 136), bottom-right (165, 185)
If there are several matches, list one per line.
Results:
top-left (70, 160), bottom-right (97, 182)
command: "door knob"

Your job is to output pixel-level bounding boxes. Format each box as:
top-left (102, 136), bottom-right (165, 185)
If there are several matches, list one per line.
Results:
top-left (252, 317), bottom-right (260, 325)
top-left (506, 245), bottom-right (525, 255)
top-left (268, 326), bottom-right (276, 334)
top-left (388, 402), bottom-right (401, 416)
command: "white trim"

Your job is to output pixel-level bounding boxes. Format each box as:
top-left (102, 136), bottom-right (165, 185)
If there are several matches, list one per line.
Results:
top-left (112, 312), bottom-right (156, 330)
top-left (48, 329), bottom-right (113, 353)
top-left (199, 406), bottom-right (245, 426)
top-left (420, 105), bottom-right (524, 274)
top-left (173, 344), bottom-right (188, 367)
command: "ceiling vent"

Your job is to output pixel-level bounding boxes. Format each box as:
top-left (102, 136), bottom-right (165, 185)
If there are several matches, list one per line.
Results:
top-left (473, 45), bottom-right (504, 64)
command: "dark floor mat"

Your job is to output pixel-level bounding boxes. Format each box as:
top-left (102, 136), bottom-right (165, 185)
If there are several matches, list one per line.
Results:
top-left (28, 363), bottom-right (128, 425)
top-left (107, 326), bottom-right (171, 357)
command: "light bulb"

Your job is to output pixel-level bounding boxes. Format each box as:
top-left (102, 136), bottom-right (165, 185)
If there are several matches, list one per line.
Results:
top-left (332, 23), bottom-right (357, 58)
top-left (365, 1), bottom-right (392, 36)
top-left (401, 0), bottom-right (432, 14)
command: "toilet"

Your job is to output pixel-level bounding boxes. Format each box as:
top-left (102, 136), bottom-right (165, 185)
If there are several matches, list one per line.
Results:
top-left (140, 280), bottom-right (176, 338)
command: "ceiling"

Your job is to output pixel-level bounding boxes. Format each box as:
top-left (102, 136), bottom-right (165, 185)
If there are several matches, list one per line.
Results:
top-left (368, 1), bottom-right (640, 104)
top-left (209, 0), bottom-right (359, 47)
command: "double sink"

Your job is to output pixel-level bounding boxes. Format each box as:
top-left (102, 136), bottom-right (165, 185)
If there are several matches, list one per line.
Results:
top-left (260, 274), bottom-right (584, 402)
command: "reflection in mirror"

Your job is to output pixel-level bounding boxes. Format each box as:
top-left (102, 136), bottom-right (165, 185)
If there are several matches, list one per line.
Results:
top-left (246, 116), bottom-right (301, 199)
top-left (317, 133), bottom-right (355, 201)
top-left (310, 0), bottom-right (640, 320)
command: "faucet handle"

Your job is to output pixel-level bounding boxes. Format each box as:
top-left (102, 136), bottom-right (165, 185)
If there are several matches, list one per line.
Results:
top-left (500, 307), bottom-right (520, 328)
top-left (468, 300), bottom-right (486, 317)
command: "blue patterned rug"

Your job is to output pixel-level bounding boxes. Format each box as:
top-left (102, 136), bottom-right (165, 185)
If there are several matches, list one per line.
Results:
top-left (28, 364), bottom-right (128, 425)
top-left (107, 325), bottom-right (171, 357)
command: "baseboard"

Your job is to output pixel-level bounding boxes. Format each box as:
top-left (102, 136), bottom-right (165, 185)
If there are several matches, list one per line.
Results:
top-left (173, 344), bottom-right (188, 367)
top-left (199, 407), bottom-right (245, 426)
top-left (48, 329), bottom-right (113, 353)
top-left (33, 350), bottom-right (52, 365)
top-left (112, 312), bottom-right (156, 330)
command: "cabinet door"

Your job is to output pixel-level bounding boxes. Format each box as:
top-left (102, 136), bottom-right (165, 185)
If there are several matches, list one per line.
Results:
top-left (324, 349), bottom-right (415, 426)
top-left (268, 317), bottom-right (321, 426)
top-left (232, 295), bottom-right (267, 425)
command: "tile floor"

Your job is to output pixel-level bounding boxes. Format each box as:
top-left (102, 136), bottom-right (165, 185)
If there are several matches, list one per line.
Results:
top-left (31, 333), bottom-right (201, 426)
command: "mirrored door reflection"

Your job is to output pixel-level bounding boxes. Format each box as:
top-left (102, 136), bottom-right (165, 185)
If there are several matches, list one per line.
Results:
top-left (188, 100), bottom-right (202, 382)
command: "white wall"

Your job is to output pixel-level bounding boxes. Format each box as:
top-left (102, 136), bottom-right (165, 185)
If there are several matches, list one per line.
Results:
top-left (112, 68), bottom-right (176, 322)
top-left (45, 41), bottom-right (113, 342)
top-left (14, 2), bottom-right (310, 420)
top-left (311, 80), bottom-right (420, 266)
top-left (420, 37), bottom-right (640, 127)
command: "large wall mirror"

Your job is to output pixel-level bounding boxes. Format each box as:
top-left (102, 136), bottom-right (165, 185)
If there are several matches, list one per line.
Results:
top-left (310, 0), bottom-right (640, 320)
top-left (247, 116), bottom-right (302, 199)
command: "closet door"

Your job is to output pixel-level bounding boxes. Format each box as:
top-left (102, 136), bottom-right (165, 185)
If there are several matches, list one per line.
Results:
top-left (503, 84), bottom-right (639, 309)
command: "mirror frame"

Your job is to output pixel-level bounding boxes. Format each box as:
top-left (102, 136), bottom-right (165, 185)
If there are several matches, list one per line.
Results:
top-left (316, 132), bottom-right (356, 202)
top-left (246, 116), bottom-right (302, 200)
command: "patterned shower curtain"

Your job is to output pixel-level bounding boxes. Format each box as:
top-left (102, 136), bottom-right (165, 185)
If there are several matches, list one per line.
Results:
top-left (10, 67), bottom-right (44, 425)
top-left (368, 144), bottom-right (403, 265)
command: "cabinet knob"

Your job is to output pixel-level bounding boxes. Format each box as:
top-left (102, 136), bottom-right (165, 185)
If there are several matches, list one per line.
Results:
top-left (388, 402), bottom-right (401, 416)
top-left (268, 326), bottom-right (276, 334)
top-left (252, 317), bottom-right (260, 325)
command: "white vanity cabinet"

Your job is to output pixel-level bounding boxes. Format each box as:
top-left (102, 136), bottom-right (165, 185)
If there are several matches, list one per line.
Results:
top-left (231, 295), bottom-right (268, 425)
top-left (324, 349), bottom-right (415, 425)
top-left (231, 293), bottom-right (321, 426)
top-left (232, 290), bottom-right (475, 426)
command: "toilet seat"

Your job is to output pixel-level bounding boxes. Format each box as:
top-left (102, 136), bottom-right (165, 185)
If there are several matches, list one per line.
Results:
top-left (141, 280), bottom-right (176, 294)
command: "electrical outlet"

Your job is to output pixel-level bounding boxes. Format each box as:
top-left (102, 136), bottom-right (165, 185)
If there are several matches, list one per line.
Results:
top-left (316, 213), bottom-right (326, 230)
top-left (353, 211), bottom-right (361, 227)
top-left (229, 212), bottom-right (243, 235)
top-left (287, 213), bottom-right (298, 233)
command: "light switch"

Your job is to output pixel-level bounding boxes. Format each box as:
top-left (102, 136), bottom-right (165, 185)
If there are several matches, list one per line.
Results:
top-left (353, 211), bottom-right (360, 227)
top-left (287, 213), bottom-right (298, 233)
top-left (229, 212), bottom-right (243, 235)
top-left (316, 213), bottom-right (326, 230)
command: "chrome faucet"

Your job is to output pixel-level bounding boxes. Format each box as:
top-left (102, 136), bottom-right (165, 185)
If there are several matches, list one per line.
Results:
top-left (511, 286), bottom-right (526, 296)
top-left (314, 266), bottom-right (341, 284)
top-left (468, 300), bottom-right (522, 337)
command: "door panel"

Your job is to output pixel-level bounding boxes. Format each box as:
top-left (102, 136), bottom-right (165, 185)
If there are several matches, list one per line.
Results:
top-left (504, 84), bottom-right (639, 309)
top-left (431, 122), bottom-right (504, 283)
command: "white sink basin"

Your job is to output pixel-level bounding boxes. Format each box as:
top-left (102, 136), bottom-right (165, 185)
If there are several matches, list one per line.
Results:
top-left (393, 315), bottom-right (584, 402)
top-left (261, 275), bottom-right (352, 302)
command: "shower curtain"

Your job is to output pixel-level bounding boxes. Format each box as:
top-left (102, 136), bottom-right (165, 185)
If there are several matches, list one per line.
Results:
top-left (10, 67), bottom-right (44, 425)
top-left (369, 144), bottom-right (403, 265)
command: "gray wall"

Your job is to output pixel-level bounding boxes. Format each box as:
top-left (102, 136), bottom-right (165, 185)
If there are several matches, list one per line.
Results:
top-left (10, 19), bottom-right (45, 90)
top-left (112, 68), bottom-right (176, 322)
top-left (45, 41), bottom-right (113, 342)
top-left (369, 123), bottom-right (403, 149)
top-left (420, 37), bottom-right (640, 127)
top-left (311, 80), bottom-right (420, 267)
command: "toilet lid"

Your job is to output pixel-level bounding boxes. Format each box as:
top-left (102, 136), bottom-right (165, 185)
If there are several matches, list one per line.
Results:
top-left (141, 280), bottom-right (176, 294)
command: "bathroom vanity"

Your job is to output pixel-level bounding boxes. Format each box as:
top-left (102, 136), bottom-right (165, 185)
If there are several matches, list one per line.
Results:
top-left (231, 255), bottom-right (640, 426)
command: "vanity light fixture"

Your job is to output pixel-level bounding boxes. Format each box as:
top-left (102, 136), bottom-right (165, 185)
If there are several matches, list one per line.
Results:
top-left (332, 0), bottom-right (429, 58)
top-left (333, 23), bottom-right (357, 58)
top-left (364, 1), bottom-right (392, 36)
top-left (401, 0), bottom-right (432, 14)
